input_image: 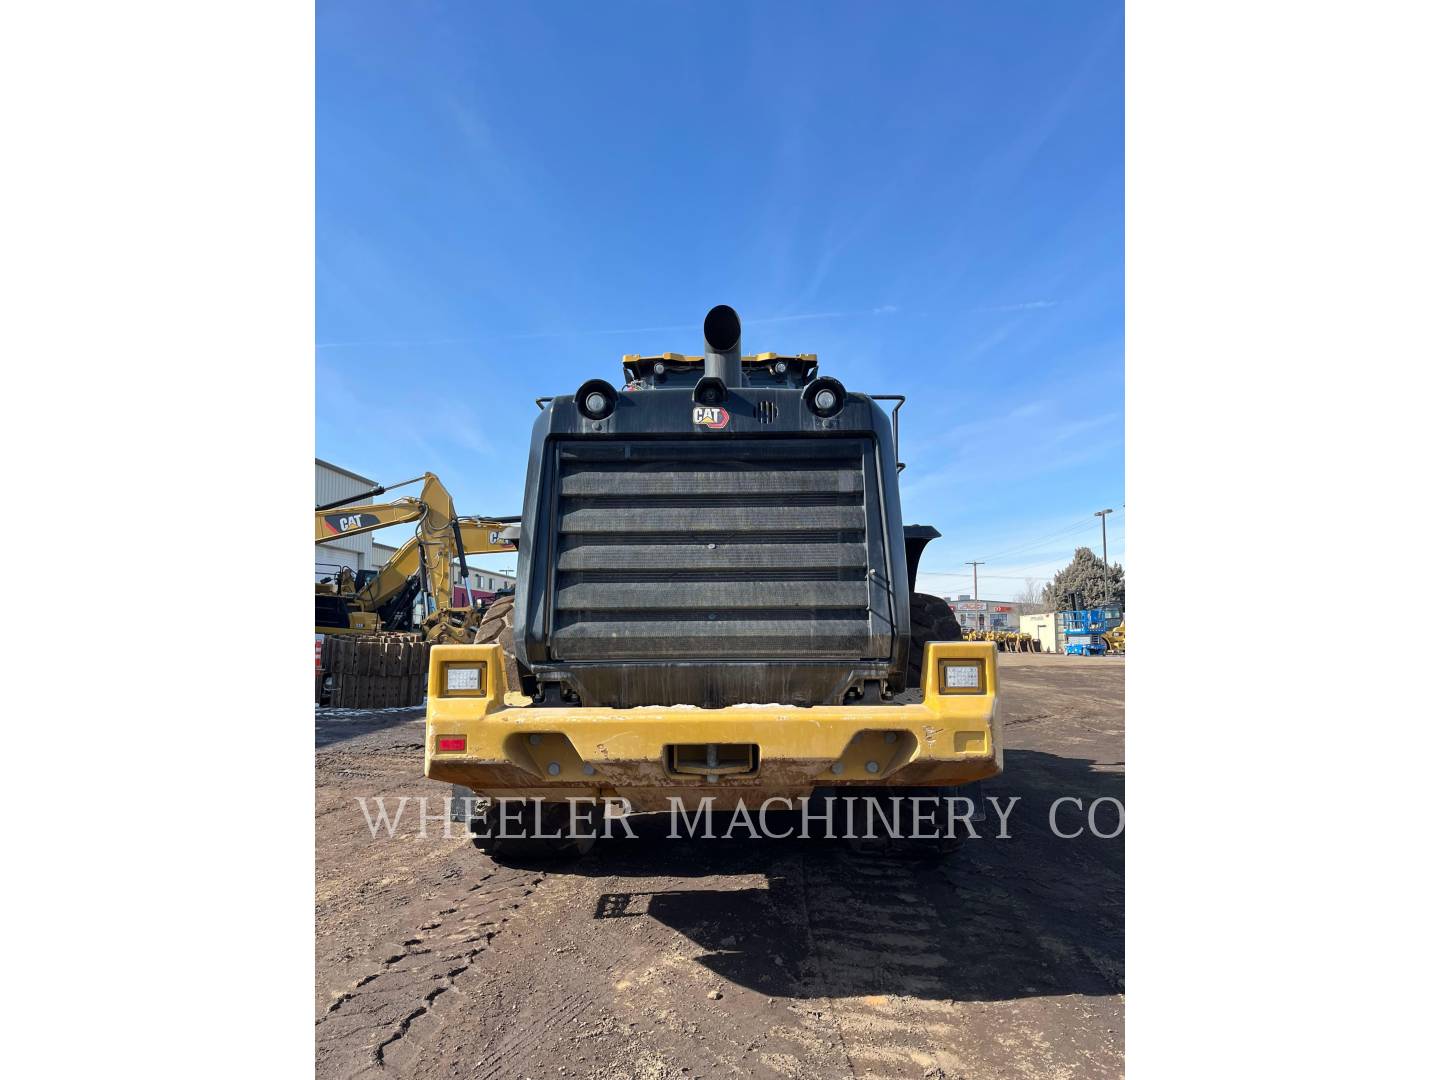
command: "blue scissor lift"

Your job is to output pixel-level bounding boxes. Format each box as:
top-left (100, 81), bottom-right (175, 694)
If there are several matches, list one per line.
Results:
top-left (1061, 607), bottom-right (1123, 656)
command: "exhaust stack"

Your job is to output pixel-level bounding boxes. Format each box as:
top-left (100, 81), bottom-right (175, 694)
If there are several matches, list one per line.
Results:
top-left (702, 305), bottom-right (743, 387)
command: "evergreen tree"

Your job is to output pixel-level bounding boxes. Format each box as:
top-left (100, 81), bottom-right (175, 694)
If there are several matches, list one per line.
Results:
top-left (1041, 547), bottom-right (1124, 610)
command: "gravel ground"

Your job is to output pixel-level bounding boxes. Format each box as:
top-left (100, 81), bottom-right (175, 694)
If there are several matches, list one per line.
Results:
top-left (316, 653), bottom-right (1125, 1079)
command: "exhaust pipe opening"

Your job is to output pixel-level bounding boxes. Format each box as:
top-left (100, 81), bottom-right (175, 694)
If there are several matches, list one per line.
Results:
top-left (702, 304), bottom-right (743, 387)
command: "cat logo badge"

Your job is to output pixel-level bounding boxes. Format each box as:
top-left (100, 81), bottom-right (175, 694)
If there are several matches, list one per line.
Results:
top-left (323, 512), bottom-right (381, 535)
top-left (692, 406), bottom-right (730, 429)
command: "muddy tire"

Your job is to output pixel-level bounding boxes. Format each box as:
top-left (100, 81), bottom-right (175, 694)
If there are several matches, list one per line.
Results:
top-left (471, 595), bottom-right (523, 697)
top-left (471, 798), bottom-right (597, 864)
top-left (834, 786), bottom-right (968, 860)
top-left (844, 832), bottom-right (964, 860)
top-left (908, 592), bottom-right (963, 688)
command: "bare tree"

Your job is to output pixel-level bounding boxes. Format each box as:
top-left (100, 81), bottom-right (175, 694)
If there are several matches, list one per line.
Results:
top-left (1012, 577), bottom-right (1047, 615)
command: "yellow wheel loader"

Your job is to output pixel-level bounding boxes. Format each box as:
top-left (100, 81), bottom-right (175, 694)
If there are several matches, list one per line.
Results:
top-left (426, 306), bottom-right (1001, 859)
top-left (1102, 621), bottom-right (1126, 655)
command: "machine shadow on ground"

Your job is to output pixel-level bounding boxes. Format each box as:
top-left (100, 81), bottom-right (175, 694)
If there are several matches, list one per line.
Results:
top-left (540, 747), bottom-right (1125, 1004)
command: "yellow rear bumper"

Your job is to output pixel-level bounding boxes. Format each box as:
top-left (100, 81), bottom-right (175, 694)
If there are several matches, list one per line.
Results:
top-left (424, 642), bottom-right (1001, 810)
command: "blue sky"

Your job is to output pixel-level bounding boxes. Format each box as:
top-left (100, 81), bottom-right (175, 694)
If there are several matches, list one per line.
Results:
top-left (317, 1), bottom-right (1124, 599)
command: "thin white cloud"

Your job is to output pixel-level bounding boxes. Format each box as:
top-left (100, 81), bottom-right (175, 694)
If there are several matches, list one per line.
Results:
top-left (970, 300), bottom-right (1059, 314)
top-left (899, 410), bottom-right (1121, 499)
top-left (561, 308), bottom-right (891, 337)
top-left (315, 337), bottom-right (484, 350)
top-left (964, 322), bottom-right (1018, 362)
top-left (316, 306), bottom-right (902, 348)
top-left (1007, 400), bottom-right (1049, 420)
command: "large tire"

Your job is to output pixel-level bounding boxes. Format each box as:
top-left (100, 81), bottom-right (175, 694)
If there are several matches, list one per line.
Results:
top-left (836, 786), bottom-right (968, 860)
top-left (907, 592), bottom-right (963, 688)
top-left (470, 798), bottom-right (597, 863)
top-left (471, 596), bottom-right (522, 697)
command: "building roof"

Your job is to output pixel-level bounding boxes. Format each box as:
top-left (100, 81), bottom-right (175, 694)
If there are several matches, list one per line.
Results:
top-left (315, 457), bottom-right (377, 487)
top-left (466, 568), bottom-right (516, 581)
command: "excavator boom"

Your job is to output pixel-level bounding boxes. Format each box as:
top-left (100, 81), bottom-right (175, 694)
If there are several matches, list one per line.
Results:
top-left (354, 518), bottom-right (518, 617)
top-left (315, 471), bottom-right (517, 642)
top-left (315, 497), bottom-right (424, 542)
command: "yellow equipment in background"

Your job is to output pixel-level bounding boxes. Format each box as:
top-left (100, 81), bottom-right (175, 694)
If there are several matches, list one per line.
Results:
top-left (1103, 621), bottom-right (1126, 654)
top-left (315, 472), bottom-right (518, 644)
top-left (958, 628), bottom-right (1037, 652)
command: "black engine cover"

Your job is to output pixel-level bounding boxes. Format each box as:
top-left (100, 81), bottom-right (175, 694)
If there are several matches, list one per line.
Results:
top-left (513, 383), bottom-right (912, 707)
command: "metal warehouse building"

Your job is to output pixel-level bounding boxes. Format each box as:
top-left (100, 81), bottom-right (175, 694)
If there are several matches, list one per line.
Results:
top-left (315, 458), bottom-right (386, 578)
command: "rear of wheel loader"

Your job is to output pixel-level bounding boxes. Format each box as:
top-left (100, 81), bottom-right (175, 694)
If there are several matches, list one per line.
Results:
top-left (425, 305), bottom-right (1001, 858)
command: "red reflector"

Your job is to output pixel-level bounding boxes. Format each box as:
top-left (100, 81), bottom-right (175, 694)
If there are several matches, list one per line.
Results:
top-left (437, 736), bottom-right (466, 752)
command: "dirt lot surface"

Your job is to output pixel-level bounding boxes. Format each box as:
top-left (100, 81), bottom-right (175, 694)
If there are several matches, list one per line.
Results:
top-left (316, 654), bottom-right (1124, 1079)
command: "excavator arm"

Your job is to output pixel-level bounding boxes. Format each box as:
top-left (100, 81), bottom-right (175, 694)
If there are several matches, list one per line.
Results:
top-left (315, 471), bottom-right (517, 642)
top-left (315, 472), bottom-right (459, 544)
top-left (316, 498), bottom-right (425, 543)
top-left (354, 518), bottom-right (518, 616)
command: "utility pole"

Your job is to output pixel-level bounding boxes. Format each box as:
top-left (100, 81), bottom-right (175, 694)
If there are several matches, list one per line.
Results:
top-left (1094, 509), bottom-right (1114, 604)
top-left (965, 561), bottom-right (984, 629)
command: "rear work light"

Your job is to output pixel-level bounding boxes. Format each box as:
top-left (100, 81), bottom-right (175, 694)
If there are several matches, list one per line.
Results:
top-left (939, 659), bottom-right (985, 694)
top-left (437, 735), bottom-right (467, 753)
top-left (441, 662), bottom-right (486, 697)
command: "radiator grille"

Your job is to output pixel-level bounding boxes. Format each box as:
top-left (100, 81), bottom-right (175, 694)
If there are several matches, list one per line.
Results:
top-left (548, 439), bottom-right (883, 660)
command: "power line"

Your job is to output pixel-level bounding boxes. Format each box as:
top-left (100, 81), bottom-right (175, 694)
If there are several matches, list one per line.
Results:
top-left (974, 517), bottom-right (1094, 562)
top-left (924, 558), bottom-right (1084, 579)
top-left (927, 505), bottom-right (1124, 571)
top-left (931, 550), bottom-right (1086, 576)
top-left (971, 501), bottom-right (1124, 564)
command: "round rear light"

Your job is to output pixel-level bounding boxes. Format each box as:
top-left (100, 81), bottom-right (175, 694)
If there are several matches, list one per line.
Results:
top-left (576, 379), bottom-right (618, 420)
top-left (804, 376), bottom-right (846, 419)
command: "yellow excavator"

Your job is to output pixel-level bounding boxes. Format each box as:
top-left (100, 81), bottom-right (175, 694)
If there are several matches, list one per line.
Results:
top-left (315, 472), bottom-right (518, 644)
